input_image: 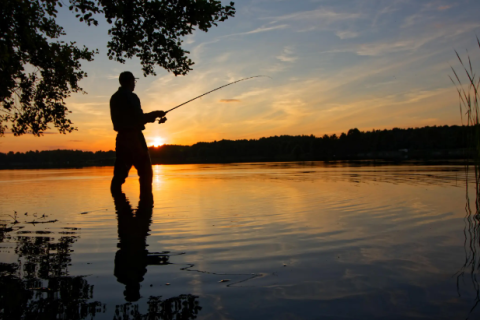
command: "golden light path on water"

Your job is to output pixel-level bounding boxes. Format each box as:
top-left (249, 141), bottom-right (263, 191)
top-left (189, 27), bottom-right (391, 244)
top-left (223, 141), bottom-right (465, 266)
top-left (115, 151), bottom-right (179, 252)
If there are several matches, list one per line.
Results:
top-left (0, 162), bottom-right (477, 319)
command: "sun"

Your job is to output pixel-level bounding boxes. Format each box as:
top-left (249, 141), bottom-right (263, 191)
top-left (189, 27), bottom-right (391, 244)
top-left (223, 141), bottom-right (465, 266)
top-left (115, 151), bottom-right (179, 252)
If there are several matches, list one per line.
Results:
top-left (152, 137), bottom-right (165, 147)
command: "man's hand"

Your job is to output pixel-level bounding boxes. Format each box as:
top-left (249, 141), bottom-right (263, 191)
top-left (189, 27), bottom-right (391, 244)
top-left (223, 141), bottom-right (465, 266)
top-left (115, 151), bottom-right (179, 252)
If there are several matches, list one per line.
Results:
top-left (153, 110), bottom-right (166, 118)
top-left (158, 117), bottom-right (167, 124)
top-left (144, 110), bottom-right (167, 124)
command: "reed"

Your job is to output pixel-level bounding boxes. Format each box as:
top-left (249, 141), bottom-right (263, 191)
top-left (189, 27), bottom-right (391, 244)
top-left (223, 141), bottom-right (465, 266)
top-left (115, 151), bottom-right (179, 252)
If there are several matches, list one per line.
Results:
top-left (450, 37), bottom-right (480, 201)
top-left (452, 38), bottom-right (480, 318)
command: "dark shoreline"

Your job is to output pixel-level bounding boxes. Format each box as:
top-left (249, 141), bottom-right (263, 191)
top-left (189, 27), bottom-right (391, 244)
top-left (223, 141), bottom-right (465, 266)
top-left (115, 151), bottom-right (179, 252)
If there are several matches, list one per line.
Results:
top-left (1, 125), bottom-right (474, 170)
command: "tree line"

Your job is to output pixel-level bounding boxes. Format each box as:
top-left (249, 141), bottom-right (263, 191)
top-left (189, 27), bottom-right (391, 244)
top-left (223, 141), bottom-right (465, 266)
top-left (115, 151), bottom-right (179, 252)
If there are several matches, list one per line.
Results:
top-left (149, 125), bottom-right (471, 164)
top-left (0, 125), bottom-right (473, 169)
top-left (0, 150), bottom-right (116, 168)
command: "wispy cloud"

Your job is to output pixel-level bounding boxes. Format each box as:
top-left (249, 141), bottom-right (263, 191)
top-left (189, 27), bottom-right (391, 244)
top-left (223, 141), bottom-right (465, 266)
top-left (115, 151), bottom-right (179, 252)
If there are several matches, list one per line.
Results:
top-left (268, 8), bottom-right (360, 24)
top-left (219, 99), bottom-right (241, 103)
top-left (371, 3), bottom-right (399, 28)
top-left (183, 33), bottom-right (195, 44)
top-left (326, 20), bottom-right (480, 56)
top-left (262, 63), bottom-right (287, 74)
top-left (355, 39), bottom-right (427, 56)
top-left (68, 102), bottom-right (106, 116)
top-left (245, 24), bottom-right (288, 35)
top-left (235, 89), bottom-right (270, 100)
top-left (187, 24), bottom-right (288, 63)
top-left (277, 46), bottom-right (297, 62)
top-left (437, 5), bottom-right (452, 11)
top-left (335, 30), bottom-right (358, 40)
top-left (212, 24), bottom-right (288, 42)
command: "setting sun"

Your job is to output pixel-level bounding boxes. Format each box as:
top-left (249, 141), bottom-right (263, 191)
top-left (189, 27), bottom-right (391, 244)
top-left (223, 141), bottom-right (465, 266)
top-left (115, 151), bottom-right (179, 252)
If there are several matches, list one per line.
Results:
top-left (152, 137), bottom-right (165, 147)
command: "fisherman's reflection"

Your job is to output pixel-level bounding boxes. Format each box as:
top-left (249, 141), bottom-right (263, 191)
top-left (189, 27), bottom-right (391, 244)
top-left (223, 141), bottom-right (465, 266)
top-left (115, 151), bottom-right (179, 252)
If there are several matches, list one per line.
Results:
top-left (113, 193), bottom-right (168, 302)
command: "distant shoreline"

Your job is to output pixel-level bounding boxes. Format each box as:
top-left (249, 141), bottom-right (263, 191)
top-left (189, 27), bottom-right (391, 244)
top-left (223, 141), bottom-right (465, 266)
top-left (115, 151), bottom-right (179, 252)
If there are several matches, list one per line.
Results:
top-left (0, 125), bottom-right (474, 170)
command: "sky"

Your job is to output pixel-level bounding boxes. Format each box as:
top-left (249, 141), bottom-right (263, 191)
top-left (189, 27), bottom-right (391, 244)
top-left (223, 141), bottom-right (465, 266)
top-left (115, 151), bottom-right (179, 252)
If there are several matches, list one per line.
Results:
top-left (2, 0), bottom-right (480, 153)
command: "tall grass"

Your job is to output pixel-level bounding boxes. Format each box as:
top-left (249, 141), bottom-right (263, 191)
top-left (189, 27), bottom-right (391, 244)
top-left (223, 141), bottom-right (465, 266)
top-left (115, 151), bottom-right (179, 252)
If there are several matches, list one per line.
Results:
top-left (451, 37), bottom-right (480, 318)
top-left (450, 37), bottom-right (480, 199)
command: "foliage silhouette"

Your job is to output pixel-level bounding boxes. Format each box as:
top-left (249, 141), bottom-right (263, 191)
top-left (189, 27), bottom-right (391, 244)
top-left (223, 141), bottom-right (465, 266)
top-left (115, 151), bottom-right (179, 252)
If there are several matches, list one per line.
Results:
top-left (0, 0), bottom-right (235, 136)
top-left (114, 294), bottom-right (202, 320)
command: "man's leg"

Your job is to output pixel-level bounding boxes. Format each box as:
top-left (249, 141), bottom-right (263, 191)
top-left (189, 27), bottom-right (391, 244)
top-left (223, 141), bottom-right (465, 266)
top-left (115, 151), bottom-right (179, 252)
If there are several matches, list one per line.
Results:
top-left (134, 151), bottom-right (153, 196)
top-left (111, 158), bottom-right (132, 194)
top-left (111, 134), bottom-right (133, 194)
top-left (133, 133), bottom-right (153, 198)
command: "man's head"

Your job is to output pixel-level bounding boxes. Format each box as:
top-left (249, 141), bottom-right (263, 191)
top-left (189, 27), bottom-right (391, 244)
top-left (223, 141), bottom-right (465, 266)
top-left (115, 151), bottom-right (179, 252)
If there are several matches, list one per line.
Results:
top-left (119, 71), bottom-right (138, 92)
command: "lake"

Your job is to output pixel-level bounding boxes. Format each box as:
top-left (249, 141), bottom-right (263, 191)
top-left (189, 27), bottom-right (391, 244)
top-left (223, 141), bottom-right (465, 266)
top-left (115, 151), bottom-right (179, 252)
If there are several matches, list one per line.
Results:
top-left (0, 162), bottom-right (479, 319)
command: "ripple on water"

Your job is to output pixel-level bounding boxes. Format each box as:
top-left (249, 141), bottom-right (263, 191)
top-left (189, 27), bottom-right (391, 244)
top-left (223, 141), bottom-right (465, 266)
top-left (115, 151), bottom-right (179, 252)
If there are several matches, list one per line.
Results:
top-left (0, 163), bottom-right (477, 319)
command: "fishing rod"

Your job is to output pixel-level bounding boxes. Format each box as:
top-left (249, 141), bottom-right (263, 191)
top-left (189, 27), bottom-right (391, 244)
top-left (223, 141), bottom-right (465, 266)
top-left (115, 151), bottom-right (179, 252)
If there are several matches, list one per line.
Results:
top-left (157, 75), bottom-right (267, 123)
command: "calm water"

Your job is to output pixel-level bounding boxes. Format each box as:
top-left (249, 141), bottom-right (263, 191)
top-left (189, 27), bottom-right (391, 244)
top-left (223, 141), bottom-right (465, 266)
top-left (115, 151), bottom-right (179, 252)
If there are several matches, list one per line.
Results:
top-left (0, 162), bottom-right (479, 319)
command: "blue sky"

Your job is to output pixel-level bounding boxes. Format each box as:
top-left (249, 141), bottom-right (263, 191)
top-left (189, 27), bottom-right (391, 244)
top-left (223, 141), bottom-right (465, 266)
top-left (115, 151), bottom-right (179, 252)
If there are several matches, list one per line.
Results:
top-left (2, 0), bottom-right (480, 152)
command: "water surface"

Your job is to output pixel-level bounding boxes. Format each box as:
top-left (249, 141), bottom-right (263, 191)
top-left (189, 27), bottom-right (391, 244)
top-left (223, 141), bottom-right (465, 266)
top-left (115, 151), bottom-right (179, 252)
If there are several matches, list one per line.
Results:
top-left (0, 162), bottom-right (478, 319)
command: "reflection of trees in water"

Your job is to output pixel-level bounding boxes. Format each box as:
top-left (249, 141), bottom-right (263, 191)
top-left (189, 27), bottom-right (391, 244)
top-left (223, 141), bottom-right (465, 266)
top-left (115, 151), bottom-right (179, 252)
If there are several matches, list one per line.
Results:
top-left (0, 228), bottom-right (104, 319)
top-left (0, 194), bottom-right (203, 319)
top-left (1, 274), bottom-right (104, 320)
top-left (15, 235), bottom-right (75, 279)
top-left (114, 294), bottom-right (201, 320)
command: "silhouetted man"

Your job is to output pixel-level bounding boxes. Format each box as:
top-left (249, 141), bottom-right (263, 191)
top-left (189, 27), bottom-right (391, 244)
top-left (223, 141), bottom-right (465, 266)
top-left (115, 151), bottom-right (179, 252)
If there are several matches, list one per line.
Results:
top-left (110, 71), bottom-right (167, 197)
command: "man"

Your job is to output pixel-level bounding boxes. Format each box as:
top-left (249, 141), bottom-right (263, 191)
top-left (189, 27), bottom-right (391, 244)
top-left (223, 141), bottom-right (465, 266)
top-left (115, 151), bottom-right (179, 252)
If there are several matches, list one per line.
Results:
top-left (110, 71), bottom-right (166, 196)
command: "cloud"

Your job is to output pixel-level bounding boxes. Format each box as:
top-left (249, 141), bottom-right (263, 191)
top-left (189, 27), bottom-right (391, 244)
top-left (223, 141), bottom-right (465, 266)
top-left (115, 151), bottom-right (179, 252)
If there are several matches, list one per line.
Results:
top-left (355, 39), bottom-right (426, 56)
top-left (245, 24), bottom-right (288, 35)
top-left (67, 102), bottom-right (107, 116)
top-left (186, 23), bottom-right (289, 60)
top-left (183, 33), bottom-right (195, 44)
top-left (262, 63), bottom-right (287, 73)
top-left (326, 20), bottom-right (480, 56)
top-left (262, 7), bottom-right (362, 35)
top-left (215, 53), bottom-right (231, 63)
top-left (335, 30), bottom-right (359, 40)
top-left (277, 46), bottom-right (297, 62)
top-left (235, 89), bottom-right (270, 100)
top-left (268, 8), bottom-right (360, 24)
top-left (219, 99), bottom-right (241, 103)
top-left (437, 5), bottom-right (452, 11)
top-left (401, 12), bottom-right (423, 29)
top-left (371, 4), bottom-right (399, 28)
top-left (216, 24), bottom-right (289, 40)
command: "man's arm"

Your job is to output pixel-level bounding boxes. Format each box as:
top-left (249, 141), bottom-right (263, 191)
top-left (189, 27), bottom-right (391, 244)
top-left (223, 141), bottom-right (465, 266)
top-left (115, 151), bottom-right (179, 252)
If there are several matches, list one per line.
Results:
top-left (143, 110), bottom-right (167, 124)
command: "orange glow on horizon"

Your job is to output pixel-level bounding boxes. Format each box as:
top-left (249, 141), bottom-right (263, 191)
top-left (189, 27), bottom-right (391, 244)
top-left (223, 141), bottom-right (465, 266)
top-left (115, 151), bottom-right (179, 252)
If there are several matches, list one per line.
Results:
top-left (152, 137), bottom-right (165, 147)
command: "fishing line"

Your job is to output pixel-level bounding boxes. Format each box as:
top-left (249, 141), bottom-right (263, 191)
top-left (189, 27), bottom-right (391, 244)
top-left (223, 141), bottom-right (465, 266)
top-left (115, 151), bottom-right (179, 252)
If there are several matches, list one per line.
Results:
top-left (158, 75), bottom-right (268, 123)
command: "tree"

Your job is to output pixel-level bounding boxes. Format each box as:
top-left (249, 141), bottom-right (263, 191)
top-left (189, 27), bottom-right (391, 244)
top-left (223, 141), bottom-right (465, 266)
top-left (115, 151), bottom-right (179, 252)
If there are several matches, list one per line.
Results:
top-left (0, 0), bottom-right (235, 136)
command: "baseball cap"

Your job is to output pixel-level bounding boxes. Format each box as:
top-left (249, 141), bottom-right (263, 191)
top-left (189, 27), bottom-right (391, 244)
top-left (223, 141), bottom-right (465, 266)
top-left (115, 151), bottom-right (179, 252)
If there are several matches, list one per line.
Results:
top-left (119, 71), bottom-right (139, 85)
